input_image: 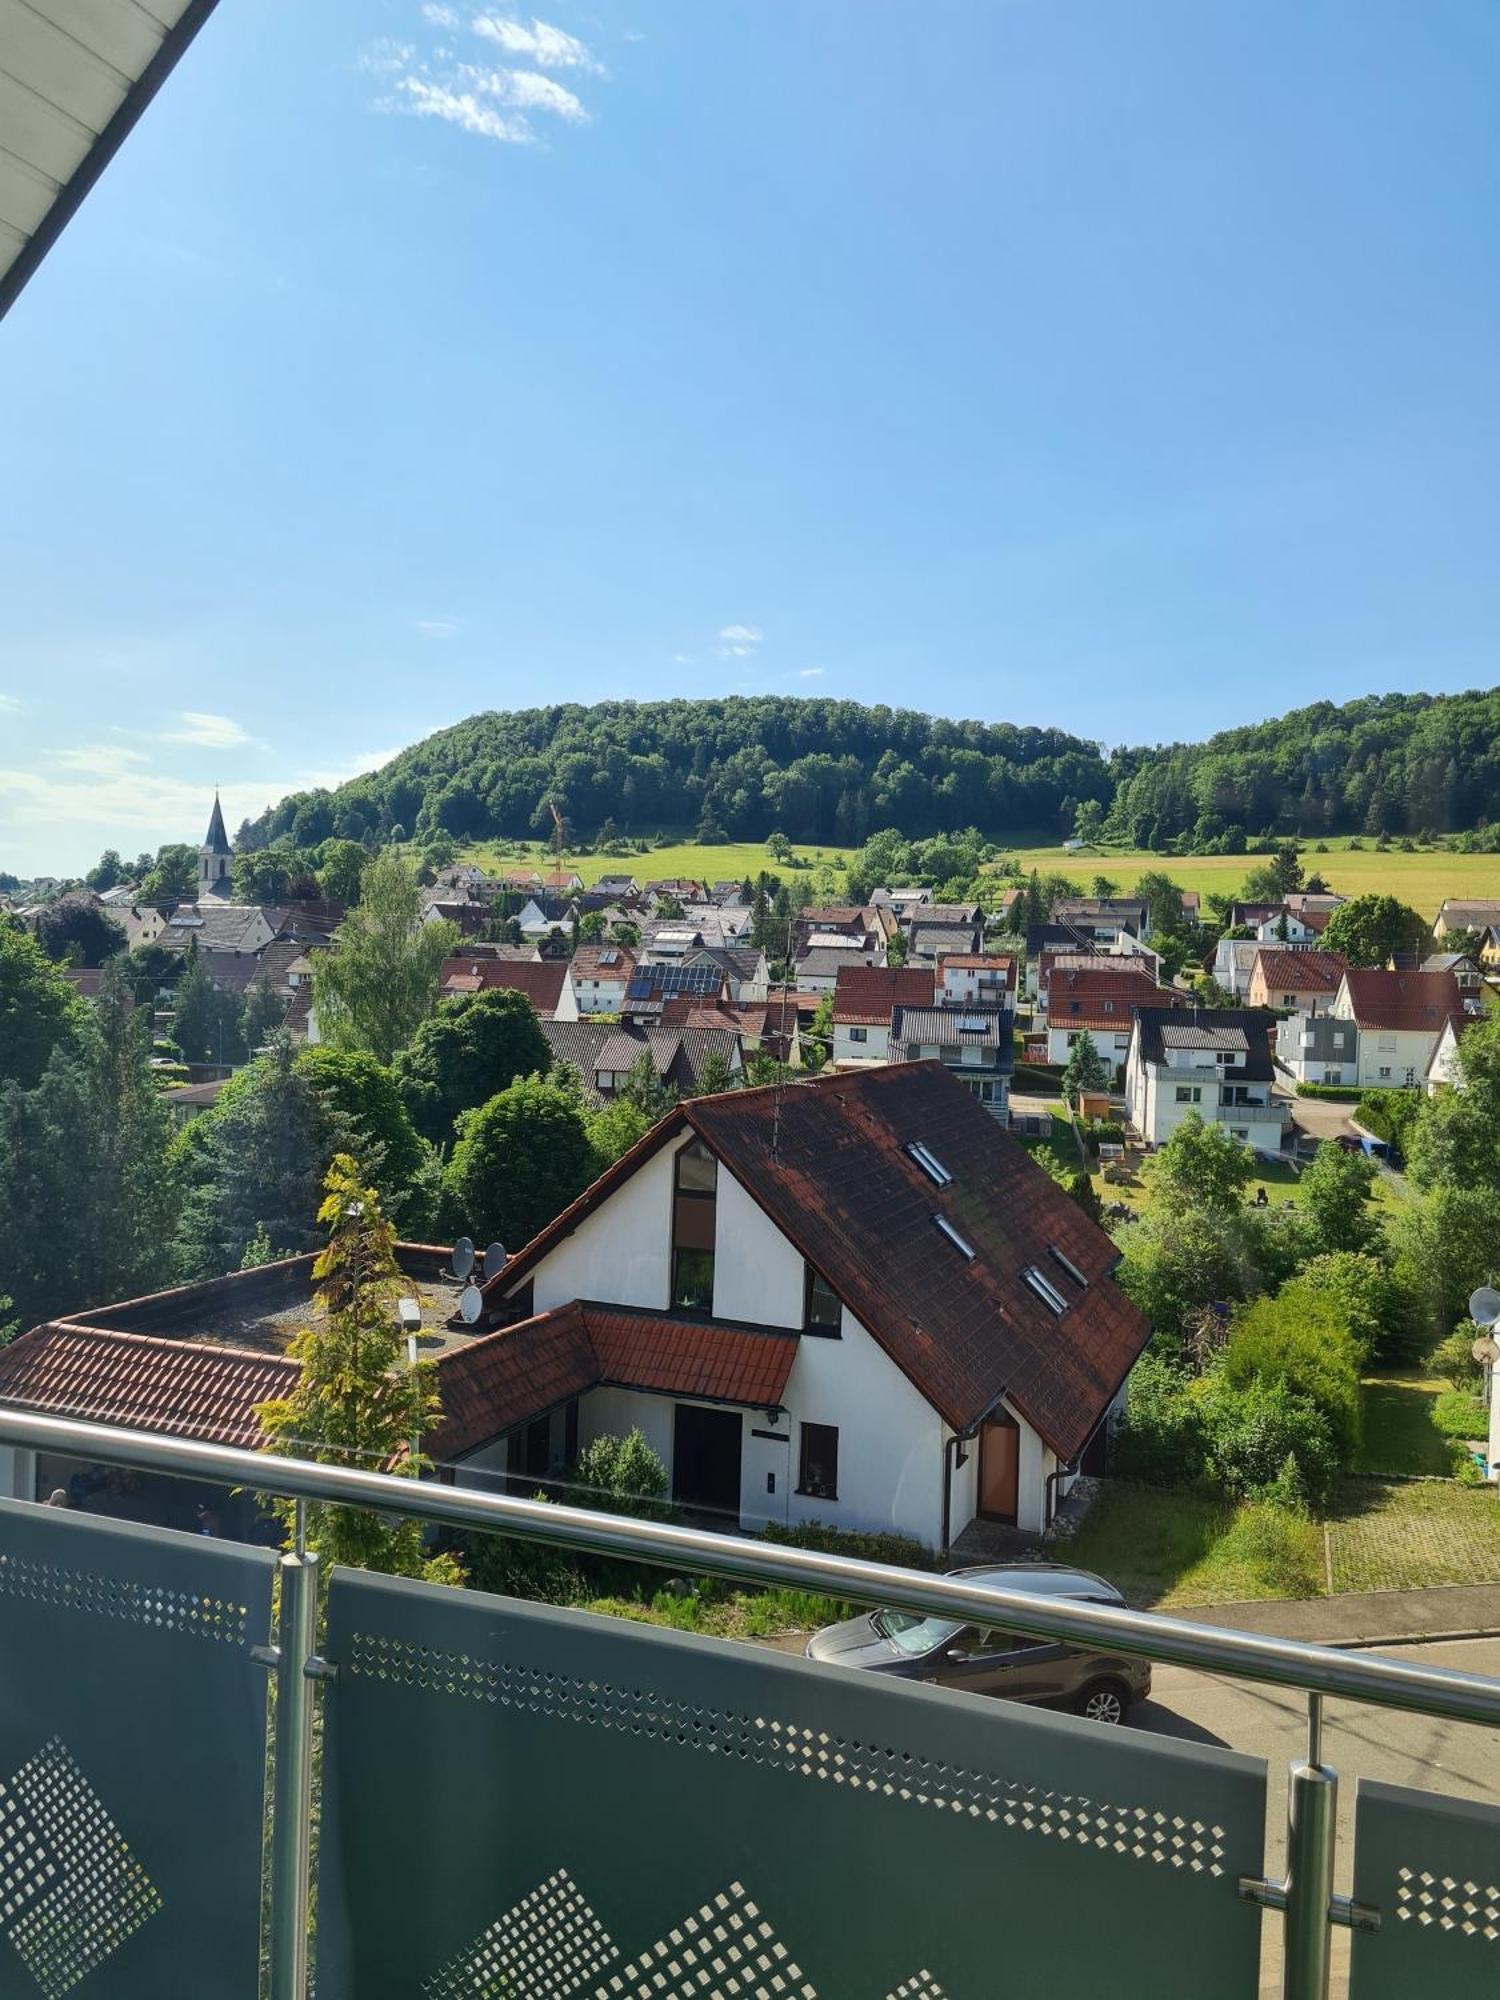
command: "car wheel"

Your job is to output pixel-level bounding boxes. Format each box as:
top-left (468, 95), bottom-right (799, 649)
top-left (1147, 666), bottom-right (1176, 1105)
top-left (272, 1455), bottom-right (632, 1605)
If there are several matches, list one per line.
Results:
top-left (1077, 1679), bottom-right (1129, 1726)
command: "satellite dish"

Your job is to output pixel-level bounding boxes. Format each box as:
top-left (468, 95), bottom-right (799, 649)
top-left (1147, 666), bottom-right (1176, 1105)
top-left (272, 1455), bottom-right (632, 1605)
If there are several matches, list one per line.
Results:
top-left (458, 1283), bottom-right (483, 1326)
top-left (1469, 1287), bottom-right (1500, 1330)
top-left (484, 1240), bottom-right (506, 1277)
top-left (452, 1237), bottom-right (475, 1281)
top-left (1472, 1337), bottom-right (1500, 1368)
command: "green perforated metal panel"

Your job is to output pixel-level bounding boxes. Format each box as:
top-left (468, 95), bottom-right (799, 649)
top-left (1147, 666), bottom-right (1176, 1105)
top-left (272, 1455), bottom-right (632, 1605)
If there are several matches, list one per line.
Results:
top-left (1350, 1777), bottom-right (1500, 1996)
top-left (317, 1569), bottom-right (1268, 1997)
top-left (0, 1499), bottom-right (275, 1999)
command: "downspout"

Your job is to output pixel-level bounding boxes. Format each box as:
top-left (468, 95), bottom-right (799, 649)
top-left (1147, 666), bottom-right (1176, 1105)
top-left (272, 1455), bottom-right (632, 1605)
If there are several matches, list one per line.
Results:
top-left (942, 1430), bottom-right (974, 1553)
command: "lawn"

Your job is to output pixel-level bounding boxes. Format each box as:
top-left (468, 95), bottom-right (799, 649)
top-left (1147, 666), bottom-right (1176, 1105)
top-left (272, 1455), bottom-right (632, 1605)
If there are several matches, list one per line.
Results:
top-left (1355, 1372), bottom-right (1453, 1477)
top-left (456, 835), bottom-right (857, 891)
top-left (1062, 1484), bottom-right (1323, 1608)
top-left (1326, 1479), bottom-right (1500, 1594)
top-left (992, 839), bottom-right (1500, 921)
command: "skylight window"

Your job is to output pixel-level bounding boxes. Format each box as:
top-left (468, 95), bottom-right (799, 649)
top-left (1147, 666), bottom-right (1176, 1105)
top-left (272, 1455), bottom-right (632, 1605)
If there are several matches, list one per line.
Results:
top-left (1021, 1265), bottom-right (1069, 1313)
top-left (905, 1141), bottom-right (952, 1186)
top-left (1048, 1246), bottom-right (1089, 1289)
top-left (599, 948), bottom-right (619, 965)
top-left (958, 1015), bottom-right (989, 1034)
top-left (933, 1214), bottom-right (975, 1259)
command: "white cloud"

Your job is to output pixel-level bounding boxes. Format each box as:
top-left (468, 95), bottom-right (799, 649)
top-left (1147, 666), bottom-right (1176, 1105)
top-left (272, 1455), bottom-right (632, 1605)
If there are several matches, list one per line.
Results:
top-left (366, 9), bottom-right (603, 144)
top-left (472, 14), bottom-right (603, 73)
top-left (161, 711), bottom-right (254, 749)
top-left (798, 667), bottom-right (825, 678)
top-left (672, 652), bottom-right (694, 665)
top-left (0, 693), bottom-right (21, 714)
top-left (415, 617), bottom-right (459, 637)
top-left (718, 622), bottom-right (763, 660)
top-left (52, 743), bottom-right (150, 776)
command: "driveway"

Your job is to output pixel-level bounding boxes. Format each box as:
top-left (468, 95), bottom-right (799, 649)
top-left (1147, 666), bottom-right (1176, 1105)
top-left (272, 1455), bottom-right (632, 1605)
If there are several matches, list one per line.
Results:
top-left (1275, 1078), bottom-right (1357, 1148)
top-left (1137, 1638), bottom-right (1500, 1995)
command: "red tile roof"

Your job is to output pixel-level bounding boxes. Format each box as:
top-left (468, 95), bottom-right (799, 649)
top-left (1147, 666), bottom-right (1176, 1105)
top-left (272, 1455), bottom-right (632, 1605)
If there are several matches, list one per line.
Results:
top-left (1049, 985), bottom-right (1181, 1033)
top-left (831, 964), bottom-right (937, 1025)
top-left (1340, 968), bottom-right (1464, 1033)
top-left (568, 944), bottom-right (636, 983)
top-left (1251, 948), bottom-right (1348, 996)
top-left (0, 1324), bottom-right (295, 1450)
top-left (430, 1303), bottom-right (798, 1458)
top-left (440, 957), bottom-right (567, 1014)
top-left (936, 953), bottom-right (1017, 974)
top-left (492, 1065), bottom-right (1150, 1460)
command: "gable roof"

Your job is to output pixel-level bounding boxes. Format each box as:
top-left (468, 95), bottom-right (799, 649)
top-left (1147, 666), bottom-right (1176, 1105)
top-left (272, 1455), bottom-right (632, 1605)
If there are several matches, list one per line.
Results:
top-left (491, 1064), bottom-right (1149, 1459)
top-left (832, 964), bottom-right (937, 1025)
top-left (892, 1006), bottom-right (1012, 1053)
top-left (1133, 1006), bottom-right (1277, 1080)
top-left (568, 943), bottom-right (636, 983)
top-left (203, 792), bottom-right (231, 854)
top-left (441, 957), bottom-right (567, 1013)
top-left (1339, 968), bottom-right (1464, 1033)
top-left (1252, 948), bottom-right (1348, 995)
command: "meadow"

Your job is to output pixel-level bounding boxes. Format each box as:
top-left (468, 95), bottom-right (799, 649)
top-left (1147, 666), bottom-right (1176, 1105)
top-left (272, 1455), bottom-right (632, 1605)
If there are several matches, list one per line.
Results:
top-left (457, 837), bottom-right (857, 890)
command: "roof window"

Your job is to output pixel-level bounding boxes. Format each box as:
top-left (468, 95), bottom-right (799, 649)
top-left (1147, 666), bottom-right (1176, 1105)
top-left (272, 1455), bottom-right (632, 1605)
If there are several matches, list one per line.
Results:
top-left (1021, 1265), bottom-right (1069, 1314)
top-left (932, 1214), bottom-right (975, 1260)
top-left (1048, 1246), bottom-right (1089, 1289)
top-left (906, 1141), bottom-right (952, 1187)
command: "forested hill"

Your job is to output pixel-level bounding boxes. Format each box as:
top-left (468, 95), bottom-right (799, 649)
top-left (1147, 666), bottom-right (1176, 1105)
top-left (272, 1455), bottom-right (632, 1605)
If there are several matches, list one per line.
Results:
top-left (245, 699), bottom-right (1113, 850)
top-left (245, 687), bottom-right (1500, 854)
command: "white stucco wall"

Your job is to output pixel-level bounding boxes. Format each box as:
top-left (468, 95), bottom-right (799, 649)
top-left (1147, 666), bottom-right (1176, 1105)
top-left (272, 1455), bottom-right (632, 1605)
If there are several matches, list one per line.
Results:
top-left (527, 1139), bottom-right (681, 1312)
top-left (710, 1169), bottom-right (807, 1327)
top-left (832, 1022), bottom-right (890, 1064)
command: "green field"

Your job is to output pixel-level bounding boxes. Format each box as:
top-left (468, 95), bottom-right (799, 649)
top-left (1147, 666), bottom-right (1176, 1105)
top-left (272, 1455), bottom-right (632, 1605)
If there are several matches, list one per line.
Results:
top-left (453, 830), bottom-right (1500, 919)
top-left (457, 836), bottom-right (858, 891)
top-left (996, 838), bottom-right (1500, 920)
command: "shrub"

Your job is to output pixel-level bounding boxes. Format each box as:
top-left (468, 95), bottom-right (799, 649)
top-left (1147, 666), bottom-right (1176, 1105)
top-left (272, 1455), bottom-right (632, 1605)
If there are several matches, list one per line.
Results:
top-left (1111, 1355), bottom-right (1208, 1487)
top-left (1221, 1291), bottom-right (1362, 1464)
top-left (1196, 1376), bottom-right (1339, 1507)
top-left (1431, 1389), bottom-right (1488, 1441)
top-left (761, 1520), bottom-right (939, 1572)
top-left (1294, 1083), bottom-right (1365, 1102)
top-left (1079, 1118), bottom-right (1126, 1149)
top-left (1353, 1089), bottom-right (1422, 1153)
top-left (1432, 1329), bottom-right (1484, 1390)
top-left (568, 1429), bottom-right (669, 1517)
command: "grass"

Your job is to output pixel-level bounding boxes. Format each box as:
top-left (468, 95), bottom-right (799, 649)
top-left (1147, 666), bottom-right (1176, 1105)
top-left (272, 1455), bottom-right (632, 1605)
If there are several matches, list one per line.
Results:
top-left (1355, 1371), bottom-right (1453, 1477)
top-left (1326, 1479), bottom-right (1500, 1594)
top-left (456, 836), bottom-right (858, 892)
top-left (1062, 1485), bottom-right (1322, 1608)
top-left (586, 1583), bottom-right (846, 1639)
top-left (993, 839), bottom-right (1500, 920)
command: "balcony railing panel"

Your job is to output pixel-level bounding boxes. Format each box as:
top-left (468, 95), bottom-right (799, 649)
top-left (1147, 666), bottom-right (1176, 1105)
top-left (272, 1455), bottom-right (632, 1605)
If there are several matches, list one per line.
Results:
top-left (1349, 1777), bottom-right (1500, 1995)
top-left (0, 1497), bottom-right (275, 1998)
top-left (314, 1565), bottom-right (1270, 1998)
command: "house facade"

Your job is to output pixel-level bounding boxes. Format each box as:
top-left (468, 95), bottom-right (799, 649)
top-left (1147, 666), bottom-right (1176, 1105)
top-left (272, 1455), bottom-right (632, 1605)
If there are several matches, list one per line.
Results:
top-left (889, 1006), bottom-right (1012, 1115)
top-left (1125, 1008), bottom-right (1283, 1152)
top-left (1274, 1011), bottom-right (1360, 1087)
top-left (555, 944), bottom-right (637, 1018)
top-left (1330, 969), bottom-right (1464, 1091)
top-left (1246, 948), bottom-right (1348, 1016)
top-left (935, 953), bottom-right (1017, 1011)
top-left (1043, 974), bottom-right (1184, 1071)
top-left (829, 965), bottom-right (936, 1065)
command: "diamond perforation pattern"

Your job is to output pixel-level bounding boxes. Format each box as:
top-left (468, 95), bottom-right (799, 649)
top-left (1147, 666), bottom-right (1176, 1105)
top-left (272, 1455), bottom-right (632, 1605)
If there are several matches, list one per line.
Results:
top-left (1396, 1865), bottom-right (1500, 1941)
top-left (0, 1552), bottom-right (250, 1646)
top-left (424, 1868), bottom-right (618, 1996)
top-left (0, 1740), bottom-right (161, 1998)
top-left (595, 1882), bottom-right (817, 1999)
top-left (887, 1978), bottom-right (948, 1999)
top-left (348, 1630), bottom-right (1231, 1878)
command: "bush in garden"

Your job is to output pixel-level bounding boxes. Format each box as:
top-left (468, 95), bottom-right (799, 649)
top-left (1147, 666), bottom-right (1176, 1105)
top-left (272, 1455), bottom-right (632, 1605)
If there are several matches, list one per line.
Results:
top-left (1111, 1354), bottom-right (1208, 1487)
top-left (1221, 1290), bottom-right (1362, 1464)
top-left (1431, 1389), bottom-right (1488, 1441)
top-left (1195, 1375), bottom-right (1339, 1508)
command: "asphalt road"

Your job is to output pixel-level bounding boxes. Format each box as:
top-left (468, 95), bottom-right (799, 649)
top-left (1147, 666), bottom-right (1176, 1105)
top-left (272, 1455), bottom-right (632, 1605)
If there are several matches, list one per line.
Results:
top-left (1136, 1638), bottom-right (1500, 1995)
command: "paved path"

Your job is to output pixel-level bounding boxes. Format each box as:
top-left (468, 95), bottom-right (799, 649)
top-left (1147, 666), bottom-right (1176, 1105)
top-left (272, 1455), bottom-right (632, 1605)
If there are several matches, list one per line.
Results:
top-left (1180, 1581), bottom-right (1500, 1648)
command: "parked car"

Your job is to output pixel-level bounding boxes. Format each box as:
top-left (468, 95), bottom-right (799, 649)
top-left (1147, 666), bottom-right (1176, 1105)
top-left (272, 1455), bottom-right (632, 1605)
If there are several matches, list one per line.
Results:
top-left (804, 1563), bottom-right (1151, 1725)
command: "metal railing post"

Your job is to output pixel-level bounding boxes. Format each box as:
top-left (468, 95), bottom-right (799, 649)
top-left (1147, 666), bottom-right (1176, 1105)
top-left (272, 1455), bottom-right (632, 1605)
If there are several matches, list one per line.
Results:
top-left (268, 1545), bottom-right (319, 2000)
top-left (1282, 1694), bottom-right (1336, 2000)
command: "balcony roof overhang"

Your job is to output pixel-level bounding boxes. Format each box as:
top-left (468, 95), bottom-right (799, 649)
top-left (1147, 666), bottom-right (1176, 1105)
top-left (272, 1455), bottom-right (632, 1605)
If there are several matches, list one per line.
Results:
top-left (0, 0), bottom-right (221, 322)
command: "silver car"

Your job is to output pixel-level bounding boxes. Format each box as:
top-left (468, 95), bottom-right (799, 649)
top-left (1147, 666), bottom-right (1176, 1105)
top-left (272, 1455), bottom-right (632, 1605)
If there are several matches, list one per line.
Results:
top-left (804, 1562), bottom-right (1150, 1725)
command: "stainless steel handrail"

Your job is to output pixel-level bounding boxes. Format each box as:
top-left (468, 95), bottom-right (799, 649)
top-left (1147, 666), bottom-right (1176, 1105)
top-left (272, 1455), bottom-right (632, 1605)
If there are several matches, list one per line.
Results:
top-left (3, 1405), bottom-right (1498, 1728)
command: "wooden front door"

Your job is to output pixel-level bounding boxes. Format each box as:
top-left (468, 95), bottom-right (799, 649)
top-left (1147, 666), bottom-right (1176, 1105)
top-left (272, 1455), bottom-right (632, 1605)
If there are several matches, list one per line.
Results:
top-left (978, 1415), bottom-right (1020, 1524)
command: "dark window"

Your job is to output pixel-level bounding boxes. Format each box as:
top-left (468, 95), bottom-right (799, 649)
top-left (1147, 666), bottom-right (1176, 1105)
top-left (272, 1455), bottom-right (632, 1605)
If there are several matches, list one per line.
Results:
top-left (672, 1141), bottom-right (717, 1310)
top-left (798, 1422), bottom-right (839, 1500)
top-left (563, 1398), bottom-right (579, 1463)
top-left (804, 1266), bottom-right (841, 1334)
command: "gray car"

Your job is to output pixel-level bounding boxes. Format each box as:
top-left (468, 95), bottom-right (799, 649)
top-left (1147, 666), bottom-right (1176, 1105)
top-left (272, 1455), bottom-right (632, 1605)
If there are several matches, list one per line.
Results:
top-left (804, 1562), bottom-right (1151, 1726)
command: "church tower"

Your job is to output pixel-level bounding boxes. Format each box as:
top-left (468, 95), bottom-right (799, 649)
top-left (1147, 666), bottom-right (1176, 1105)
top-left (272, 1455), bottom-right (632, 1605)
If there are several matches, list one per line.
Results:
top-left (199, 793), bottom-right (232, 899)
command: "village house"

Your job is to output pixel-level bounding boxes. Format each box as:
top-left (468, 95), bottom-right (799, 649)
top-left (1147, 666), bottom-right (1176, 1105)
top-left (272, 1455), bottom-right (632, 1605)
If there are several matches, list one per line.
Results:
top-left (1425, 1015), bottom-right (1464, 1095)
top-left (541, 1019), bottom-right (743, 1102)
top-left (1434, 897), bottom-right (1500, 940)
top-left (830, 965), bottom-right (937, 1066)
top-left (1273, 1010), bottom-right (1360, 1088)
top-left (794, 944), bottom-right (885, 993)
top-left (0, 1067), bottom-right (1149, 1546)
top-left (1125, 1008), bottom-right (1283, 1153)
top-left (1043, 970), bottom-right (1185, 1072)
top-left (621, 961), bottom-right (729, 1024)
top-left (934, 952), bottom-right (1017, 1011)
top-left (1050, 896), bottom-right (1149, 944)
top-left (889, 1006), bottom-right (1012, 1116)
top-left (440, 955), bottom-right (568, 1016)
top-left (1246, 947), bottom-right (1349, 1016)
top-left (1421, 949), bottom-right (1487, 996)
top-left (554, 943), bottom-right (638, 1018)
top-left (1329, 968), bottom-right (1465, 1090)
top-left (684, 943), bottom-right (771, 1003)
top-left (1035, 952), bottom-right (1154, 1020)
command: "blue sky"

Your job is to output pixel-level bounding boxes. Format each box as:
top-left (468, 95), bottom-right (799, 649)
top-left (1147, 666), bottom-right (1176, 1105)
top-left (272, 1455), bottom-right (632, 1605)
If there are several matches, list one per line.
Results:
top-left (2, 0), bottom-right (1498, 875)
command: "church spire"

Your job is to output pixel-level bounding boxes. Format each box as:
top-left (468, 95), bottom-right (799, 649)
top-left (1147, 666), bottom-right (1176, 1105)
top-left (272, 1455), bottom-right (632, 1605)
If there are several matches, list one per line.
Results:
top-left (199, 792), bottom-right (232, 897)
top-left (203, 792), bottom-right (231, 855)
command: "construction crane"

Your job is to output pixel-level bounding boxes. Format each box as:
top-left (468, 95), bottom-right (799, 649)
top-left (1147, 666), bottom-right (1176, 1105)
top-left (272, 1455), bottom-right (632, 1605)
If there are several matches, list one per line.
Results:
top-left (547, 799), bottom-right (567, 864)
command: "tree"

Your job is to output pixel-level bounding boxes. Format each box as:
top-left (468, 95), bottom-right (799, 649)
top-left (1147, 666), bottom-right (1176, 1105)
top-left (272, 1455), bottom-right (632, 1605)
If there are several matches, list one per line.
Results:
top-left (1062, 1034), bottom-right (1111, 1103)
top-left (140, 843), bottom-right (198, 905)
top-left (316, 838), bottom-right (369, 905)
top-left (241, 971), bottom-right (288, 1050)
top-left (1240, 843), bottom-right (1303, 903)
top-left (231, 844), bottom-right (320, 904)
top-left (804, 992), bottom-right (834, 1074)
top-left (1072, 800), bottom-right (1104, 846)
top-left (171, 946), bottom-right (245, 1065)
top-left (1321, 894), bottom-right (1427, 969)
top-left (175, 1034), bottom-right (355, 1277)
top-left (585, 1095), bottom-right (653, 1165)
top-left (1406, 1012), bottom-right (1500, 1192)
top-left (1147, 1112), bottom-right (1255, 1215)
top-left (393, 988), bottom-right (552, 1147)
top-left (0, 925), bottom-right (87, 1090)
top-left (34, 895), bottom-right (125, 968)
top-left (257, 1156), bottom-right (461, 1584)
top-left (568, 1429), bottom-right (668, 1516)
top-left (126, 940), bottom-right (181, 1006)
top-left (1222, 1287), bottom-right (1362, 1463)
top-left (296, 1045), bottom-right (431, 1230)
top-left (1295, 1250), bottom-right (1423, 1367)
top-left (617, 1051), bottom-right (677, 1122)
top-left (443, 1073), bottom-right (599, 1245)
top-left (85, 848), bottom-right (125, 892)
top-left (1387, 1182), bottom-right (1500, 1343)
top-left (1090, 874), bottom-right (1118, 899)
top-left (692, 1049), bottom-right (739, 1096)
top-left (311, 849), bottom-right (457, 1063)
top-left (1114, 1206), bottom-right (1262, 1352)
top-left (1298, 1141), bottom-right (1377, 1253)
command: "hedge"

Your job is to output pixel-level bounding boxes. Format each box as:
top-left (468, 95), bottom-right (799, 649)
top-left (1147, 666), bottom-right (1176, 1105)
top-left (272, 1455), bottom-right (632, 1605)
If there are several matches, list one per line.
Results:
top-left (1012, 1062), bottom-right (1065, 1096)
top-left (1294, 1083), bottom-right (1364, 1101)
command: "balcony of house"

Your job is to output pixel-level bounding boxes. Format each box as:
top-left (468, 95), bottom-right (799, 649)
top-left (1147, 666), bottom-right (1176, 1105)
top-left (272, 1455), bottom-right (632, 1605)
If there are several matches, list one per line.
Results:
top-left (0, 1406), bottom-right (1499, 2000)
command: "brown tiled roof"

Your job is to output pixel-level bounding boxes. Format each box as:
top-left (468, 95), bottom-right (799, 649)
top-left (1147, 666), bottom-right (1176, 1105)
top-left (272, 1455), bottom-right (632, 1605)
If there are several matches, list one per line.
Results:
top-left (440, 957), bottom-right (567, 1014)
top-left (1340, 968), bottom-right (1464, 1033)
top-left (430, 1302), bottom-right (798, 1458)
top-left (1039, 958), bottom-right (1154, 993)
top-left (492, 1065), bottom-right (1149, 1458)
top-left (1048, 986), bottom-right (1180, 1033)
top-left (1252, 948), bottom-right (1347, 995)
top-left (936, 953), bottom-right (1017, 974)
top-left (0, 1324), bottom-right (295, 1450)
top-left (831, 964), bottom-right (936, 1025)
top-left (568, 944), bottom-right (636, 983)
